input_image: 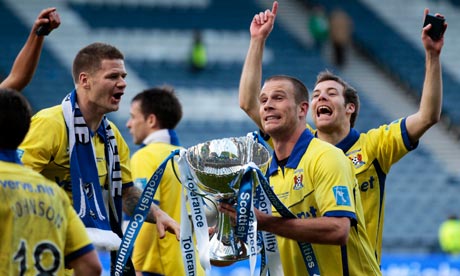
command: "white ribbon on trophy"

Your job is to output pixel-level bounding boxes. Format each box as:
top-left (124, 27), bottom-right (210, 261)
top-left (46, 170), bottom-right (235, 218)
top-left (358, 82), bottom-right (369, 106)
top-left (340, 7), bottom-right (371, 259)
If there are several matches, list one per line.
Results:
top-left (178, 150), bottom-right (212, 275)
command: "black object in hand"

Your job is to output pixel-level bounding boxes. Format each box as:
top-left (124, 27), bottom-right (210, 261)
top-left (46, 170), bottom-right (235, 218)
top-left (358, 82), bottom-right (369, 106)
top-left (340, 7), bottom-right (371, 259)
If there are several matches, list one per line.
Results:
top-left (423, 14), bottom-right (445, 41)
top-left (36, 23), bottom-right (51, 36)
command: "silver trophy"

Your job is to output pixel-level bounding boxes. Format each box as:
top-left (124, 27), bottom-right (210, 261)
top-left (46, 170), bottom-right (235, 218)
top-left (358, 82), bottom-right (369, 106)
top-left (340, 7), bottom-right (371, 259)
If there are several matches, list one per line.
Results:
top-left (186, 136), bottom-right (270, 266)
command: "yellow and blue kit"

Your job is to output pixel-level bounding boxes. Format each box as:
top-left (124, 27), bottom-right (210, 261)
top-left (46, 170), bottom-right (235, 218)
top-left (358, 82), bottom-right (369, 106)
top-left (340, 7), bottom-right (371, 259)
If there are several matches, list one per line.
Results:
top-left (267, 130), bottom-right (381, 275)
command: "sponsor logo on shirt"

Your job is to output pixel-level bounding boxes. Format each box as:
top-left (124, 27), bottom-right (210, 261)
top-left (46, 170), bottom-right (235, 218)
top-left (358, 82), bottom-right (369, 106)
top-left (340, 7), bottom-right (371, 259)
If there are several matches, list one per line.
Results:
top-left (333, 186), bottom-right (351, 206)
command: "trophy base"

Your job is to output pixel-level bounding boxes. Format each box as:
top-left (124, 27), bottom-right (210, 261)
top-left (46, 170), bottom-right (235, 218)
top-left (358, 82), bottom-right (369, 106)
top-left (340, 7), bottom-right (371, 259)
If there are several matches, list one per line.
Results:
top-left (209, 234), bottom-right (249, 267)
top-left (210, 258), bottom-right (239, 267)
top-left (209, 250), bottom-right (248, 267)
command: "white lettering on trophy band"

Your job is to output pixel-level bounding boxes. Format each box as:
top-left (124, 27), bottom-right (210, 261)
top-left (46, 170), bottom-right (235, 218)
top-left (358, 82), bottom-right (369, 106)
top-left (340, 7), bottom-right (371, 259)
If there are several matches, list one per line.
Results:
top-left (139, 168), bottom-right (164, 212)
top-left (115, 185), bottom-right (149, 274)
top-left (237, 192), bottom-right (250, 233)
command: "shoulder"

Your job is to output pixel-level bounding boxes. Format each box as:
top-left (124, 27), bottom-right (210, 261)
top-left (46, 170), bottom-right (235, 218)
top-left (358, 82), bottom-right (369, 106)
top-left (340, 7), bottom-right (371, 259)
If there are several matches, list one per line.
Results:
top-left (107, 120), bottom-right (127, 142)
top-left (311, 137), bottom-right (343, 154)
top-left (31, 105), bottom-right (65, 128)
top-left (4, 164), bottom-right (70, 199)
top-left (34, 105), bottom-right (63, 119)
top-left (308, 138), bottom-right (349, 165)
top-left (132, 143), bottom-right (181, 161)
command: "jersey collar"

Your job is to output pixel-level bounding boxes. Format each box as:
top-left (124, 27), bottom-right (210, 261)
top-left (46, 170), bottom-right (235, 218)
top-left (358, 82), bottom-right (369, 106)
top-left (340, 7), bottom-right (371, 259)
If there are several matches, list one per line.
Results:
top-left (268, 129), bottom-right (314, 176)
top-left (0, 149), bottom-right (22, 164)
top-left (335, 128), bottom-right (360, 153)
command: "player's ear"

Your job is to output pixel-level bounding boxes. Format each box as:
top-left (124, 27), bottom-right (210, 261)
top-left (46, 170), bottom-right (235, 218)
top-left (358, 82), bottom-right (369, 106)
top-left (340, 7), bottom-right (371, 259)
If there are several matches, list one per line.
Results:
top-left (346, 103), bottom-right (355, 115)
top-left (79, 72), bottom-right (90, 89)
top-left (299, 101), bottom-right (309, 116)
top-left (147, 113), bottom-right (158, 128)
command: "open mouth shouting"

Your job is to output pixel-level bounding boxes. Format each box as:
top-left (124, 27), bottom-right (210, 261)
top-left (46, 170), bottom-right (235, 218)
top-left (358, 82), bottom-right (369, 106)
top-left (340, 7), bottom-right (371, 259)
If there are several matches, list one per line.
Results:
top-left (317, 105), bottom-right (332, 118)
top-left (112, 92), bottom-right (124, 101)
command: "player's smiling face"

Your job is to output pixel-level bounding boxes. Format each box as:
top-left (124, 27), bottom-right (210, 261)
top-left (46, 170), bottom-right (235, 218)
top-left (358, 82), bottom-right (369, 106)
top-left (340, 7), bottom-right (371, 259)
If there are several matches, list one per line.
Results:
top-left (311, 80), bottom-right (350, 131)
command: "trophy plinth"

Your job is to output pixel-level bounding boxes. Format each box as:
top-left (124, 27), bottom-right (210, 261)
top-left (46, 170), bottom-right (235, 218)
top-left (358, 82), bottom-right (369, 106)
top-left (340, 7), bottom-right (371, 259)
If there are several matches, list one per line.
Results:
top-left (186, 136), bottom-right (270, 265)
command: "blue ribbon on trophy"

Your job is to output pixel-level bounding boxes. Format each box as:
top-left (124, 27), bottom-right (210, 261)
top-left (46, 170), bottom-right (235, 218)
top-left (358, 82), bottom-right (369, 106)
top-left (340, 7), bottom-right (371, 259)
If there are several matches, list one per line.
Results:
top-left (255, 168), bottom-right (321, 276)
top-left (235, 164), bottom-right (258, 275)
top-left (114, 150), bottom-right (179, 275)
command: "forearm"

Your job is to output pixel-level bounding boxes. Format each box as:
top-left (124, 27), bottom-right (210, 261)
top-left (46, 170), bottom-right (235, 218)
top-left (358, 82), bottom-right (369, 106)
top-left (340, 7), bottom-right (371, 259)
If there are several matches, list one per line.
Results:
top-left (0, 31), bottom-right (44, 91)
top-left (406, 51), bottom-right (442, 142)
top-left (122, 186), bottom-right (157, 223)
top-left (258, 214), bottom-right (350, 245)
top-left (239, 37), bottom-right (265, 130)
top-left (421, 51), bottom-right (442, 125)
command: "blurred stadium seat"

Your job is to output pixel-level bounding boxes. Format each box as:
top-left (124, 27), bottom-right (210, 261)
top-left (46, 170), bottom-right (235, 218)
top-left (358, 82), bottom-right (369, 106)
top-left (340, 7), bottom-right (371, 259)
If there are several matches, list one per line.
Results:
top-left (310, 0), bottom-right (460, 128)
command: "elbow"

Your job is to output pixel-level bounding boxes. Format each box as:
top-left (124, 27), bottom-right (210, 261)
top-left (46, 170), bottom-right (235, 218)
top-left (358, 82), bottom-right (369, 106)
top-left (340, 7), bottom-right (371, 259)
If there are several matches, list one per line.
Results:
top-left (423, 108), bottom-right (442, 127)
top-left (335, 229), bottom-right (349, 245)
top-left (422, 114), bottom-right (441, 130)
top-left (429, 113), bottom-right (441, 126)
top-left (239, 98), bottom-right (251, 113)
top-left (92, 264), bottom-right (103, 276)
top-left (330, 218), bottom-right (351, 245)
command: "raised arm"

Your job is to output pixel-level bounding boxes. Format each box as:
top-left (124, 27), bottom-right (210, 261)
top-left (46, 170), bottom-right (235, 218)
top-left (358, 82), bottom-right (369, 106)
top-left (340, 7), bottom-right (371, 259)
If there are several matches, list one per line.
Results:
top-left (405, 8), bottom-right (447, 144)
top-left (0, 7), bottom-right (60, 91)
top-left (239, 1), bottom-right (278, 130)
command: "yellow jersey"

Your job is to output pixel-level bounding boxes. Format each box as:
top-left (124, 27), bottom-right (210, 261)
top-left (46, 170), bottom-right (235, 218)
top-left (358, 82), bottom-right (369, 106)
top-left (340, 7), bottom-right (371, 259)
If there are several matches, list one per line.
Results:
top-left (267, 130), bottom-right (381, 275)
top-left (18, 105), bottom-right (133, 201)
top-left (0, 160), bottom-right (94, 275)
top-left (131, 141), bottom-right (204, 276)
top-left (264, 119), bottom-right (414, 264)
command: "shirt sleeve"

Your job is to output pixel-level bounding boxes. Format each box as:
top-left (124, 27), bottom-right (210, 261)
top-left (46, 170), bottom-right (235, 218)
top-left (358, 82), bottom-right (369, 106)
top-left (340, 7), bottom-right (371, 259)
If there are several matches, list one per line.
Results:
top-left (311, 146), bottom-right (357, 221)
top-left (19, 110), bottom-right (64, 172)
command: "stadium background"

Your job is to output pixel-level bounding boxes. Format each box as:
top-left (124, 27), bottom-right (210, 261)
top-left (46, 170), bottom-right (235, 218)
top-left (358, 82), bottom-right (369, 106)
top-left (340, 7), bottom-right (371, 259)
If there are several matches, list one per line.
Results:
top-left (1, 0), bottom-right (460, 275)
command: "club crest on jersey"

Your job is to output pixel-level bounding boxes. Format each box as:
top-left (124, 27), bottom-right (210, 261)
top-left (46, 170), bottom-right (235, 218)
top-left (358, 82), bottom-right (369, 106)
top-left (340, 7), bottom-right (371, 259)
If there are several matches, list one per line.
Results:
top-left (348, 152), bottom-right (365, 168)
top-left (333, 186), bottom-right (351, 206)
top-left (293, 172), bottom-right (304, 190)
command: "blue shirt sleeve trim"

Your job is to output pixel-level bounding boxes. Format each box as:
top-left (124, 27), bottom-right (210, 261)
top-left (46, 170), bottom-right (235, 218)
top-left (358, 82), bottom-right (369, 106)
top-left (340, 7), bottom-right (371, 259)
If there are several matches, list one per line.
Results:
top-left (324, 210), bottom-right (358, 226)
top-left (400, 117), bottom-right (418, 151)
top-left (65, 243), bottom-right (95, 266)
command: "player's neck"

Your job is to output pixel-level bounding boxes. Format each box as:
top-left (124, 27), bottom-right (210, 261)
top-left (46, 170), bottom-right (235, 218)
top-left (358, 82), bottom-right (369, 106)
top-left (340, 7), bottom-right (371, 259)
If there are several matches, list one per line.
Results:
top-left (316, 127), bottom-right (350, 146)
top-left (272, 127), bottom-right (304, 160)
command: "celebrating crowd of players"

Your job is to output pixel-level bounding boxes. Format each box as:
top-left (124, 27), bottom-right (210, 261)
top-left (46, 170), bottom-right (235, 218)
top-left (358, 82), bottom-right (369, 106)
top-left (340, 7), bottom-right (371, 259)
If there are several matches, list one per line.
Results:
top-left (0, 2), bottom-right (447, 275)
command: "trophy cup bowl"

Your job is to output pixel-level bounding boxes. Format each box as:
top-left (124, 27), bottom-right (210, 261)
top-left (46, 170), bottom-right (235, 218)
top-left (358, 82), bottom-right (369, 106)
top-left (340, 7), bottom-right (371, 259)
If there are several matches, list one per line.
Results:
top-left (186, 136), bottom-right (270, 266)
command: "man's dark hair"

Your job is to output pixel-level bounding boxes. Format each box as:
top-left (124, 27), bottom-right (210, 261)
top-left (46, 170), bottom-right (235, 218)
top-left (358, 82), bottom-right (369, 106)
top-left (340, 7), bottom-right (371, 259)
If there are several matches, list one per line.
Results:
top-left (132, 86), bottom-right (183, 129)
top-left (72, 42), bottom-right (124, 84)
top-left (315, 70), bottom-right (360, 128)
top-left (0, 88), bottom-right (32, 149)
top-left (265, 75), bottom-right (309, 104)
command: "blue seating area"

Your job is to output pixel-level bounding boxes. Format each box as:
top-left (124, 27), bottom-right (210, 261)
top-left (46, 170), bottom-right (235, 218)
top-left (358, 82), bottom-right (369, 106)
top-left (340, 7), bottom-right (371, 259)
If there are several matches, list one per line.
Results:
top-left (1, 0), bottom-right (458, 255)
top-left (310, 0), bottom-right (460, 128)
